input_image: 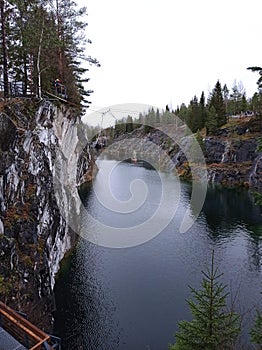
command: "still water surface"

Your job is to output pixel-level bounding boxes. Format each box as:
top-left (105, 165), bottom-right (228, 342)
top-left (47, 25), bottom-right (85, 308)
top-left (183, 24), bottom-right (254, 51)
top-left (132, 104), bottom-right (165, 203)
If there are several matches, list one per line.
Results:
top-left (54, 160), bottom-right (262, 350)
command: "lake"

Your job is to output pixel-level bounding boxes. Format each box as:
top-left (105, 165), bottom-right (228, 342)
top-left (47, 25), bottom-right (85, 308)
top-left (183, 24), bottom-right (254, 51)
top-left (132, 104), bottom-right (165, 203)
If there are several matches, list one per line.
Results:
top-left (54, 159), bottom-right (262, 350)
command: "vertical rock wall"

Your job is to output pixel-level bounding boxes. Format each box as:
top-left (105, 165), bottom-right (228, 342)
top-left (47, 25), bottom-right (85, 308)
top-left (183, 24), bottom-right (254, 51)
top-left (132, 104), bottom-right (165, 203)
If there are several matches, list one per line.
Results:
top-left (0, 99), bottom-right (92, 330)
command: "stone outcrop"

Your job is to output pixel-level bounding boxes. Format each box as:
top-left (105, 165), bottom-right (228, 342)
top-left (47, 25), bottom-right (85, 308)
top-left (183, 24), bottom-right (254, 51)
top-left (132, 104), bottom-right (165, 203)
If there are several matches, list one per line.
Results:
top-left (0, 99), bottom-right (93, 330)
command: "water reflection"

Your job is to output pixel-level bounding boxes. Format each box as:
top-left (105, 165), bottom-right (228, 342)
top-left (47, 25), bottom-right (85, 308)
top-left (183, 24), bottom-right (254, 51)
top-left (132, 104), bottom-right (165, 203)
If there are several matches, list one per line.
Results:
top-left (54, 241), bottom-right (120, 349)
top-left (199, 186), bottom-right (262, 271)
top-left (55, 161), bottom-right (262, 350)
top-left (202, 187), bottom-right (262, 232)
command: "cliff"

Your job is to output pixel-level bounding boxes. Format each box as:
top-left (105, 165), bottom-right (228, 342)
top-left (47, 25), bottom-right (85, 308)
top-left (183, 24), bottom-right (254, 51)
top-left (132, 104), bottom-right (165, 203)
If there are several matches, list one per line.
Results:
top-left (106, 116), bottom-right (262, 191)
top-left (0, 99), bottom-right (93, 330)
top-left (204, 136), bottom-right (262, 190)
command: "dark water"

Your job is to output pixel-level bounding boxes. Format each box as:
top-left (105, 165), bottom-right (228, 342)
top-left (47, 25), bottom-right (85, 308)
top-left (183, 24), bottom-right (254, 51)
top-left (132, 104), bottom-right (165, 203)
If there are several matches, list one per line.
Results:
top-left (54, 160), bottom-right (262, 350)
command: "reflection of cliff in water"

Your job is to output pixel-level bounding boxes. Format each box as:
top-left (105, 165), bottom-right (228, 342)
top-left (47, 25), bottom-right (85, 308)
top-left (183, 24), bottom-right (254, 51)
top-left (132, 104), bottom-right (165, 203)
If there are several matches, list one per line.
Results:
top-left (201, 186), bottom-right (262, 272)
top-left (202, 187), bottom-right (262, 233)
top-left (54, 240), bottom-right (120, 350)
top-left (246, 233), bottom-right (262, 272)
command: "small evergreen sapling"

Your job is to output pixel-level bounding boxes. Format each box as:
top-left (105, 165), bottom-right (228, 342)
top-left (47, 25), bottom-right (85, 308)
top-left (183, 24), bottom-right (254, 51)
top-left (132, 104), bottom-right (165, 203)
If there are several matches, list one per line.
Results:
top-left (250, 292), bottom-right (262, 349)
top-left (169, 251), bottom-right (240, 350)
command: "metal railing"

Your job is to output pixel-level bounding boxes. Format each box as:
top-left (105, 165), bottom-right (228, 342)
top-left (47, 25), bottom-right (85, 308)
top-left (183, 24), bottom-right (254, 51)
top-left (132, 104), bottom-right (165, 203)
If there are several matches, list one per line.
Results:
top-left (0, 80), bottom-right (35, 98)
top-left (0, 80), bottom-right (67, 100)
top-left (0, 302), bottom-right (61, 350)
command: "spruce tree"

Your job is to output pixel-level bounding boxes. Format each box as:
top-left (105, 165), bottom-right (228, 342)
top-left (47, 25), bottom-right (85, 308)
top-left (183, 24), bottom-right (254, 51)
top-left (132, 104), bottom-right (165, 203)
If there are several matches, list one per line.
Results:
top-left (169, 251), bottom-right (240, 350)
top-left (188, 96), bottom-right (201, 133)
top-left (206, 106), bottom-right (217, 135)
top-left (250, 309), bottom-right (262, 348)
top-left (178, 103), bottom-right (189, 123)
top-left (199, 91), bottom-right (207, 129)
top-left (209, 80), bottom-right (226, 127)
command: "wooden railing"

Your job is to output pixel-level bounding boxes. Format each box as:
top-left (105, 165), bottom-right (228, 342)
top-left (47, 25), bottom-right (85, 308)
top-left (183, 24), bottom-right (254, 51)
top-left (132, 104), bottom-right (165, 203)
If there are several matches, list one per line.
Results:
top-left (0, 301), bottom-right (54, 349)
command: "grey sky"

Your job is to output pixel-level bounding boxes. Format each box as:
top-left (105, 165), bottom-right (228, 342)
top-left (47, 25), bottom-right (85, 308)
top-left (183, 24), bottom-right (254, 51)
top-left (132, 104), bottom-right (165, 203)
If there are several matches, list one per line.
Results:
top-left (78, 0), bottom-right (261, 125)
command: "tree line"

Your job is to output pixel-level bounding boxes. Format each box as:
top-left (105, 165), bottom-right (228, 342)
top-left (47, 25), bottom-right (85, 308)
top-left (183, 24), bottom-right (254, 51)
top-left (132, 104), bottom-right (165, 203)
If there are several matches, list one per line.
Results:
top-left (174, 79), bottom-right (261, 135)
top-left (110, 77), bottom-right (262, 137)
top-left (0, 0), bottom-right (99, 107)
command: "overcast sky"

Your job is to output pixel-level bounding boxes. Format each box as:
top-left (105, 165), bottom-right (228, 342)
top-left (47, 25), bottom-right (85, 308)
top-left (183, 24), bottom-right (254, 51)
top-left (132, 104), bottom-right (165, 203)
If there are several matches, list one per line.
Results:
top-left (78, 0), bottom-right (262, 126)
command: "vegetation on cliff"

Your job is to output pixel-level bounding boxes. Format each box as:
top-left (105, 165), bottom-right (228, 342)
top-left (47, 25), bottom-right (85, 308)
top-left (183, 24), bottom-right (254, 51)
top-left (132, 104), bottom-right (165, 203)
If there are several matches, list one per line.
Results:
top-left (0, 0), bottom-right (100, 108)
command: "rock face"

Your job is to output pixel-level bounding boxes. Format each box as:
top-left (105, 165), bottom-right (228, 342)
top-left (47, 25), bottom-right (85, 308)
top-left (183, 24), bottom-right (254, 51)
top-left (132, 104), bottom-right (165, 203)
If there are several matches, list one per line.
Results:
top-left (249, 154), bottom-right (262, 190)
top-left (111, 120), bottom-right (262, 191)
top-left (204, 137), bottom-right (258, 164)
top-left (0, 100), bottom-right (93, 330)
top-left (204, 136), bottom-right (261, 189)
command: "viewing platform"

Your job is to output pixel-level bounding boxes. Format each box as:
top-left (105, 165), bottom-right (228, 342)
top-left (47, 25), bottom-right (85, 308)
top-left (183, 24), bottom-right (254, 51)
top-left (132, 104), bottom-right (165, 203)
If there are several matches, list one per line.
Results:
top-left (0, 302), bottom-right (61, 350)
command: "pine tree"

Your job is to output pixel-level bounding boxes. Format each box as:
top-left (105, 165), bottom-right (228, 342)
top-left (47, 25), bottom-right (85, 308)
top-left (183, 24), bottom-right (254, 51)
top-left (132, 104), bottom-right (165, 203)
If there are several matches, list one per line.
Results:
top-left (169, 251), bottom-right (240, 350)
top-left (247, 66), bottom-right (262, 89)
